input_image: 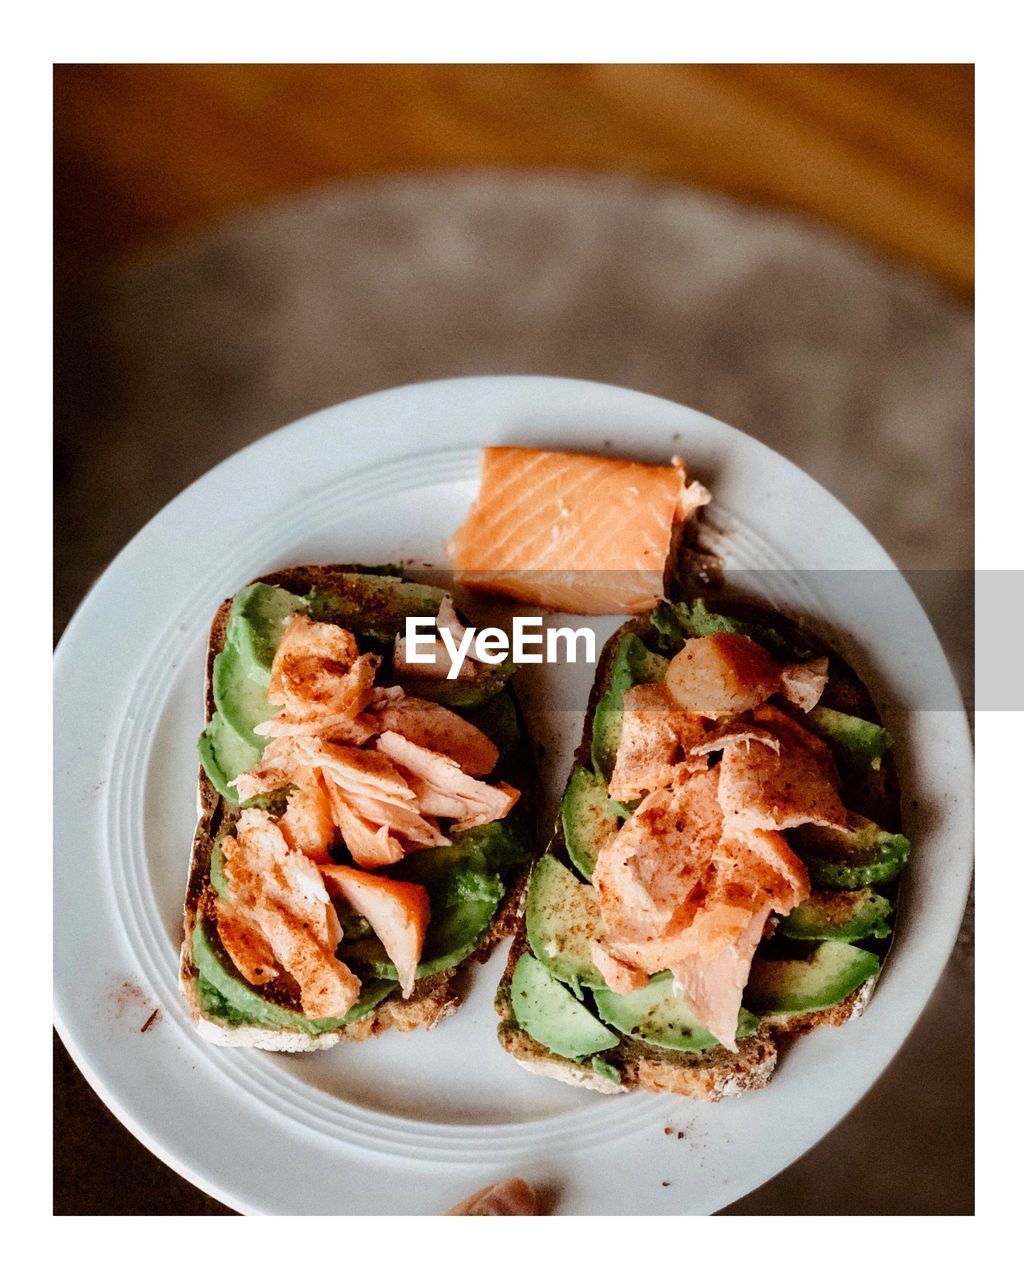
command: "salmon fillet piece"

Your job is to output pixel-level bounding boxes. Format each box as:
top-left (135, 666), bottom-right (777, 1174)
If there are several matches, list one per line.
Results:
top-left (715, 707), bottom-right (848, 837)
top-left (376, 731), bottom-right (518, 832)
top-left (260, 613), bottom-right (379, 736)
top-left (667, 829), bottom-right (808, 1048)
top-left (591, 633), bottom-right (839, 1049)
top-left (359, 687), bottom-right (499, 777)
top-left (447, 446), bottom-right (710, 614)
top-left (215, 901), bottom-right (279, 986)
top-left (302, 741), bottom-right (449, 865)
top-left (595, 761), bottom-right (812, 1047)
top-left (277, 768), bottom-right (335, 861)
top-left (447, 1178), bottom-right (539, 1216)
top-left (321, 864), bottom-right (431, 998)
top-left (609, 683), bottom-right (707, 802)
top-left (590, 941), bottom-right (648, 993)
top-left (594, 769), bottom-right (723, 942)
top-left (670, 903), bottom-right (773, 1051)
top-left (665, 633), bottom-right (829, 721)
top-left (391, 595), bottom-right (486, 682)
top-left (217, 810), bottom-right (361, 1019)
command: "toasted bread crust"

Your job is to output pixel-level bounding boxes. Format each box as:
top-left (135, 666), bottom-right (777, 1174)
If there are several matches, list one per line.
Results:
top-left (496, 601), bottom-right (900, 1099)
top-left (180, 566), bottom-right (533, 1050)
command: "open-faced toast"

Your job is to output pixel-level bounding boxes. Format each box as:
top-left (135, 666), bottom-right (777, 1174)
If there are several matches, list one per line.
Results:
top-left (496, 598), bottom-right (904, 1098)
top-left (180, 565), bottom-right (535, 1051)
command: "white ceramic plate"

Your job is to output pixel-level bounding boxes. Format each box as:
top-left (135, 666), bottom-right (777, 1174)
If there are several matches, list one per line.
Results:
top-left (54, 376), bottom-right (972, 1215)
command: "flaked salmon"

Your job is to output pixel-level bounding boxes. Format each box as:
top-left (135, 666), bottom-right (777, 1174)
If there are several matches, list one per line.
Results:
top-left (215, 902), bottom-right (278, 986)
top-left (232, 735), bottom-right (301, 802)
top-left (376, 731), bottom-right (519, 832)
top-left (665, 633), bottom-right (828, 720)
top-left (360, 687), bottom-right (499, 777)
top-left (594, 761), bottom-right (813, 1048)
top-left (217, 810), bottom-right (361, 1019)
top-left (321, 864), bottom-right (430, 998)
top-left (594, 770), bottom-right (723, 942)
top-left (590, 941), bottom-right (647, 993)
top-left (277, 768), bottom-right (335, 862)
top-left (609, 683), bottom-right (707, 802)
top-left (298, 741), bottom-right (449, 867)
top-left (260, 613), bottom-right (379, 737)
top-left (666, 832), bottom-right (809, 1048)
top-left (228, 610), bottom-right (517, 986)
top-left (778, 657), bottom-right (829, 711)
top-left (715, 706), bottom-right (848, 838)
top-left (670, 903), bottom-right (773, 1050)
top-left (447, 446), bottom-right (710, 614)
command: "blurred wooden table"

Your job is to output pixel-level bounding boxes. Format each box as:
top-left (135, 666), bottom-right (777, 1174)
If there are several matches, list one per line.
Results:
top-left (54, 64), bottom-right (973, 294)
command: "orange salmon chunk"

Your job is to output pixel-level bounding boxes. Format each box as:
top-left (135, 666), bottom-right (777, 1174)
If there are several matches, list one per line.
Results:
top-left (447, 446), bottom-right (709, 614)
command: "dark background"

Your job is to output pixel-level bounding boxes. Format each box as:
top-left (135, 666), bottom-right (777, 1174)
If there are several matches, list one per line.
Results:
top-left (54, 63), bottom-right (974, 1215)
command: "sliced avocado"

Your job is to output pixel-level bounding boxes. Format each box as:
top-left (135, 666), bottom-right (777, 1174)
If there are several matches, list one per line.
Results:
top-left (594, 972), bottom-right (759, 1051)
top-left (510, 952), bottom-right (619, 1059)
top-left (227, 582), bottom-right (307, 678)
top-left (195, 970), bottom-right (396, 1029)
top-left (588, 1054), bottom-right (622, 1085)
top-left (305, 574), bottom-right (446, 642)
top-left (198, 714), bottom-right (261, 804)
top-left (807, 706), bottom-right (893, 769)
top-left (201, 582), bottom-right (303, 798)
top-left (778, 889), bottom-right (892, 942)
top-left (745, 940), bottom-right (879, 1016)
top-left (192, 916), bottom-right (396, 1030)
top-left (338, 822), bottom-right (528, 980)
top-left (209, 836), bottom-right (230, 899)
top-left (560, 766), bottom-right (624, 881)
top-left (649, 598), bottom-right (801, 660)
top-left (791, 819), bottom-right (910, 889)
top-left (212, 647), bottom-right (276, 750)
top-left (591, 634), bottom-right (669, 779)
top-left (526, 854), bottom-right (607, 992)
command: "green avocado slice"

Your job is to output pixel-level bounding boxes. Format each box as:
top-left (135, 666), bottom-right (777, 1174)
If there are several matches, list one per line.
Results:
top-left (201, 583), bottom-right (303, 799)
top-left (209, 836), bottom-right (230, 899)
top-left (304, 575), bottom-right (446, 642)
top-left (198, 715), bottom-right (261, 805)
top-left (192, 916), bottom-right (396, 1031)
top-left (594, 972), bottom-right (759, 1051)
top-left (226, 583), bottom-right (307, 679)
top-left (807, 706), bottom-right (893, 769)
top-left (212, 647), bottom-right (276, 751)
top-left (560, 766), bottom-right (625, 881)
top-left (791, 818), bottom-right (910, 889)
top-left (591, 634), bottom-right (669, 779)
top-left (778, 889), bottom-right (892, 941)
top-left (744, 940), bottom-right (880, 1016)
top-left (649, 598), bottom-right (802, 660)
top-left (510, 953), bottom-right (619, 1059)
top-left (526, 854), bottom-right (608, 993)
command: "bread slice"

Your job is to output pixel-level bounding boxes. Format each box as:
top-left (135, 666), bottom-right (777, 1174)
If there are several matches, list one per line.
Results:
top-left (495, 599), bottom-right (899, 1099)
top-left (179, 565), bottom-right (533, 1051)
